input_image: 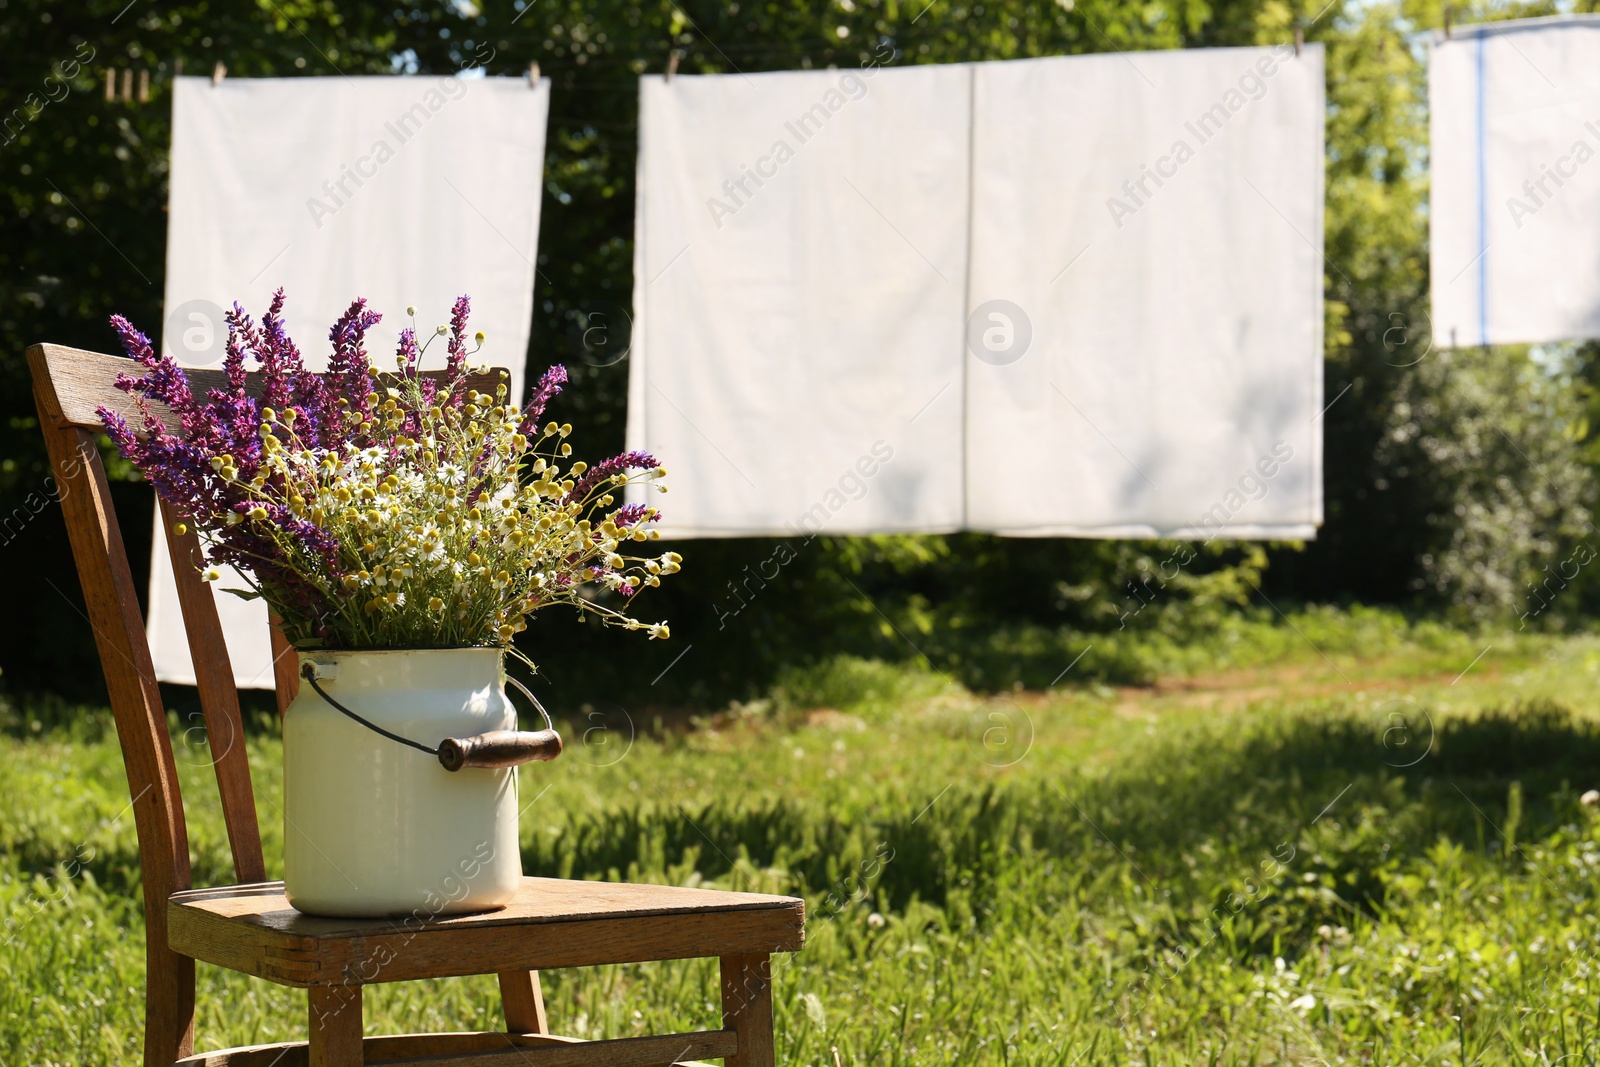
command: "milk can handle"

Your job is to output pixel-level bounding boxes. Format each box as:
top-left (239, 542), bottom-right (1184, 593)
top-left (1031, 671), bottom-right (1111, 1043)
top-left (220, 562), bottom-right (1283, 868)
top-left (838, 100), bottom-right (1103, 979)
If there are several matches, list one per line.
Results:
top-left (437, 678), bottom-right (563, 772)
top-left (300, 663), bottom-right (563, 772)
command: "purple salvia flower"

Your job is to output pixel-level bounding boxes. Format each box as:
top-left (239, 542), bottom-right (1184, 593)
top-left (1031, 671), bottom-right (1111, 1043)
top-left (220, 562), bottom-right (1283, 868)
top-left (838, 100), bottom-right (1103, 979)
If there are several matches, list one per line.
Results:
top-left (611, 503), bottom-right (652, 527)
top-left (222, 302), bottom-right (260, 391)
top-left (204, 304), bottom-right (264, 458)
top-left (440, 295), bottom-right (473, 409)
top-left (396, 326), bottom-right (420, 376)
top-left (109, 314), bottom-right (210, 441)
top-left (516, 365), bottom-right (568, 439)
top-left (326, 298), bottom-right (382, 446)
top-left (565, 449), bottom-right (659, 505)
top-left (259, 289), bottom-right (305, 410)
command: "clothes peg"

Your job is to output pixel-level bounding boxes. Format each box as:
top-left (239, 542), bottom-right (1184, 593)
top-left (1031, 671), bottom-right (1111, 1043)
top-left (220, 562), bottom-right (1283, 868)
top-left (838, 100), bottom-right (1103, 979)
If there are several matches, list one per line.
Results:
top-left (138, 69), bottom-right (150, 103)
top-left (104, 68), bottom-right (115, 102)
top-left (1444, 5), bottom-right (1455, 38)
top-left (527, 61), bottom-right (541, 86)
top-left (121, 68), bottom-right (133, 102)
top-left (212, 61), bottom-right (226, 87)
top-left (666, 50), bottom-right (680, 81)
top-left (1293, 28), bottom-right (1303, 56)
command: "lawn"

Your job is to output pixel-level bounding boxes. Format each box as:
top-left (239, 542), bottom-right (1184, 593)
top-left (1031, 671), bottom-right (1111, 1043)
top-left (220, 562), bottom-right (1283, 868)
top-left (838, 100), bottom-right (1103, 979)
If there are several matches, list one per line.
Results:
top-left (5, 610), bottom-right (1600, 1065)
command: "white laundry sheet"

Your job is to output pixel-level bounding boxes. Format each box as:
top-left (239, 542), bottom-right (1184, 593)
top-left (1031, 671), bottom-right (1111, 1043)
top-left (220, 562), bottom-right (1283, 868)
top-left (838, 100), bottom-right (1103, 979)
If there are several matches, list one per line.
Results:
top-left (1431, 16), bottom-right (1600, 348)
top-left (627, 63), bottom-right (972, 538)
top-left (628, 48), bottom-right (1325, 540)
top-left (967, 46), bottom-right (1325, 538)
top-left (151, 74), bottom-right (550, 687)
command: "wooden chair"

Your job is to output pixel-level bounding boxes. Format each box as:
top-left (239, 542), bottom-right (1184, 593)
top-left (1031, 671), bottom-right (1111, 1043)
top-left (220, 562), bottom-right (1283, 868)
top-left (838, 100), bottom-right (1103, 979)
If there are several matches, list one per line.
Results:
top-left (28, 342), bottom-right (804, 1067)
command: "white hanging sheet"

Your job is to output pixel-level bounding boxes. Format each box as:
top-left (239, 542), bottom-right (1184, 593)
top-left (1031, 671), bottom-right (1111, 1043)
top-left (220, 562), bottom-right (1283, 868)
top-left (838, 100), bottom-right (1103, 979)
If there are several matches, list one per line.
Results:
top-left (152, 74), bottom-right (549, 687)
top-left (1431, 16), bottom-right (1600, 348)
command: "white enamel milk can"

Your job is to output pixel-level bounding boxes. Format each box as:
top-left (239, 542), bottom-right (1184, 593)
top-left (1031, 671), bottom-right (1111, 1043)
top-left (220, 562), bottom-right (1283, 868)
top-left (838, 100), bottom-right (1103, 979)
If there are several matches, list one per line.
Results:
top-left (282, 647), bottom-right (561, 918)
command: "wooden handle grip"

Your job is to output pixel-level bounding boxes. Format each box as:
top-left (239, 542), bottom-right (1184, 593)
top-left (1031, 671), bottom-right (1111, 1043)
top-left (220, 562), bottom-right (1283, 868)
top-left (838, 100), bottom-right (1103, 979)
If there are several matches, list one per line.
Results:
top-left (437, 729), bottom-right (563, 772)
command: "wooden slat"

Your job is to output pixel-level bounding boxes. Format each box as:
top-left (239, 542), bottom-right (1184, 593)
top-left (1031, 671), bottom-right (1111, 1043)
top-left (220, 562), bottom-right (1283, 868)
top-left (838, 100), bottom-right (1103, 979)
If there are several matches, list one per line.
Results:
top-left (175, 1030), bottom-right (529, 1067)
top-left (269, 615), bottom-right (299, 718)
top-left (380, 1029), bottom-right (736, 1067)
top-left (175, 1031), bottom-right (733, 1067)
top-left (29, 344), bottom-right (197, 1067)
top-left (720, 955), bottom-right (775, 1067)
top-left (169, 879), bottom-right (805, 988)
top-left (171, 903), bottom-right (805, 988)
top-left (173, 877), bottom-right (802, 936)
top-left (321, 907), bottom-right (803, 986)
top-left (178, 1031), bottom-right (570, 1067)
top-left (497, 969), bottom-right (548, 1034)
top-left (308, 985), bottom-right (363, 1067)
top-left (160, 497), bottom-right (266, 884)
top-left (31, 342), bottom-right (510, 432)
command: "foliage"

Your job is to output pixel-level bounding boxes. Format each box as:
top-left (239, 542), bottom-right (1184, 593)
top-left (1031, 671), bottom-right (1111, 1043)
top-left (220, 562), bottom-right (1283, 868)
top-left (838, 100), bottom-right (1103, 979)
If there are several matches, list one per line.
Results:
top-left (4, 0), bottom-right (1600, 702)
top-left (1381, 343), bottom-right (1595, 620)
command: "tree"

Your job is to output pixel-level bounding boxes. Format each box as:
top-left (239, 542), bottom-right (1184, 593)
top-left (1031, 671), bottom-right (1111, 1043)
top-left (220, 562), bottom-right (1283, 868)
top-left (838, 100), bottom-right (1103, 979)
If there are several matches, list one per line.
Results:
top-left (1, 0), bottom-right (1592, 706)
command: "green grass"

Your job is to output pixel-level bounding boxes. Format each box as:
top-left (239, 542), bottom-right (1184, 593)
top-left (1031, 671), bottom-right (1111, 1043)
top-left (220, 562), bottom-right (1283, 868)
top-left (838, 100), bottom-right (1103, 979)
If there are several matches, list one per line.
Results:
top-left (5, 609), bottom-right (1600, 1064)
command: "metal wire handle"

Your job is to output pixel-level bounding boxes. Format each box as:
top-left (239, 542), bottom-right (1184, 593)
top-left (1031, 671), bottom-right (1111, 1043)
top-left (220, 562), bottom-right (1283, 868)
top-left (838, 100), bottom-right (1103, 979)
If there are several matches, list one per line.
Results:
top-left (504, 675), bottom-right (555, 732)
top-left (301, 662), bottom-right (553, 758)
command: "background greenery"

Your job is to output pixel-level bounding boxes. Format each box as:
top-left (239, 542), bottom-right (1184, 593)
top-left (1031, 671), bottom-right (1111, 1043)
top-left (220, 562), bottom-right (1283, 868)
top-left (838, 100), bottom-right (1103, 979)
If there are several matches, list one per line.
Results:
top-left (5, 0), bottom-right (1600, 712)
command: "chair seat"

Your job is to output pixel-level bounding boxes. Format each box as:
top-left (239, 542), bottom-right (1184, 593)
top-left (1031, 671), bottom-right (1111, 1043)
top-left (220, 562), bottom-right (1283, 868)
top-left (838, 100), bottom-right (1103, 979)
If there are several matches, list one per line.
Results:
top-left (169, 877), bottom-right (805, 988)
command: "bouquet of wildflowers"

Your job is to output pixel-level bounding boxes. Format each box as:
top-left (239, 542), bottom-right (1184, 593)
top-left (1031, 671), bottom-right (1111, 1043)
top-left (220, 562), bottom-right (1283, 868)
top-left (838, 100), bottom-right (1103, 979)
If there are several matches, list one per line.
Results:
top-left (98, 291), bottom-right (679, 650)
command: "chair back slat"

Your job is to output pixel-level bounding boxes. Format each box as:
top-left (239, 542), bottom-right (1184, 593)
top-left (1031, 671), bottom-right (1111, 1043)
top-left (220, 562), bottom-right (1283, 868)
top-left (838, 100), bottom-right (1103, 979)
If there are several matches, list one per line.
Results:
top-left (34, 340), bottom-right (511, 431)
top-left (270, 619), bottom-right (300, 717)
top-left (29, 344), bottom-right (197, 1064)
top-left (159, 497), bottom-right (267, 884)
top-left (34, 343), bottom-right (232, 431)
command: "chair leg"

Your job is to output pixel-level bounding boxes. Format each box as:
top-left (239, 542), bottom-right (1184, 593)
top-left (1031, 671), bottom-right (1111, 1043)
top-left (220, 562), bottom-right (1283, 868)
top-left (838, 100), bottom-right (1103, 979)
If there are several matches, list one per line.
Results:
top-left (308, 984), bottom-right (363, 1067)
top-left (497, 969), bottom-right (549, 1034)
top-left (144, 944), bottom-right (195, 1067)
top-left (720, 954), bottom-right (775, 1067)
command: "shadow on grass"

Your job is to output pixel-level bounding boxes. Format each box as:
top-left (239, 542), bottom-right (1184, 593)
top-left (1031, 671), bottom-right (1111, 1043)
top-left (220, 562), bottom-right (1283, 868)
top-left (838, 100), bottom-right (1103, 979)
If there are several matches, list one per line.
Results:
top-left (10, 697), bottom-right (1597, 963)
top-left (521, 700), bottom-right (1600, 938)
